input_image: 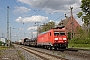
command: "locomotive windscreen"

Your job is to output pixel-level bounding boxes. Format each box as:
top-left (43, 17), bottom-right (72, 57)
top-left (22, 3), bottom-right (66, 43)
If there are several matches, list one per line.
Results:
top-left (54, 32), bottom-right (65, 36)
top-left (54, 32), bottom-right (59, 36)
top-left (60, 32), bottom-right (65, 35)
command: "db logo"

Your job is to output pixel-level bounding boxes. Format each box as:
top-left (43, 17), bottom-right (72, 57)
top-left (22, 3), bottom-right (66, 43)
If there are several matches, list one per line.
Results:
top-left (59, 38), bottom-right (62, 40)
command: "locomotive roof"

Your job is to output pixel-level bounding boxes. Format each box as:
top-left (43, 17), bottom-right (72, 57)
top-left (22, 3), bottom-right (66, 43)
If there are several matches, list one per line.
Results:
top-left (38, 26), bottom-right (65, 35)
top-left (38, 30), bottom-right (49, 35)
top-left (53, 26), bottom-right (65, 29)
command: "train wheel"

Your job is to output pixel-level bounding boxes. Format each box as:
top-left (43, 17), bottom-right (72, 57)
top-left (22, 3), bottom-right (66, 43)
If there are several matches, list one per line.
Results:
top-left (43, 45), bottom-right (47, 49)
top-left (54, 47), bottom-right (57, 50)
top-left (47, 46), bottom-right (52, 50)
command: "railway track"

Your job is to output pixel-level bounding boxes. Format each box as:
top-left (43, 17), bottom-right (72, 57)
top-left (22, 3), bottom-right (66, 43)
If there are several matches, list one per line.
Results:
top-left (19, 45), bottom-right (68, 60)
top-left (65, 48), bottom-right (90, 56)
top-left (57, 48), bottom-right (90, 60)
top-left (64, 50), bottom-right (90, 58)
top-left (26, 47), bottom-right (90, 60)
top-left (16, 44), bottom-right (90, 60)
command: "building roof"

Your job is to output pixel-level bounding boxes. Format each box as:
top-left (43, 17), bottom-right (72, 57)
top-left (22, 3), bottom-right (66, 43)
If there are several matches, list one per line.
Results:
top-left (58, 16), bottom-right (80, 33)
top-left (58, 17), bottom-right (71, 26)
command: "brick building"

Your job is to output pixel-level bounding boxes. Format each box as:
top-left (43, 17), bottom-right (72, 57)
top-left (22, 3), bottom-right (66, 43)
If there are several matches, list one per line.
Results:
top-left (58, 15), bottom-right (80, 39)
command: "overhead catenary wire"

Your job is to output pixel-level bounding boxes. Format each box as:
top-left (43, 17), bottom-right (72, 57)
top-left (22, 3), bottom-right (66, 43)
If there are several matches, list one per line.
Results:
top-left (28, 0), bottom-right (50, 25)
top-left (0, 0), bottom-right (81, 40)
top-left (0, 3), bottom-right (23, 19)
top-left (33, 0), bottom-right (43, 12)
top-left (0, 2), bottom-right (26, 40)
top-left (35, 0), bottom-right (49, 15)
top-left (0, 4), bottom-right (7, 15)
top-left (0, 0), bottom-right (50, 40)
top-left (22, 0), bottom-right (27, 8)
top-left (17, 0), bottom-right (43, 18)
top-left (55, 7), bottom-right (80, 21)
top-left (13, 0), bottom-right (49, 23)
top-left (13, 0), bottom-right (27, 17)
top-left (20, 0), bottom-right (50, 33)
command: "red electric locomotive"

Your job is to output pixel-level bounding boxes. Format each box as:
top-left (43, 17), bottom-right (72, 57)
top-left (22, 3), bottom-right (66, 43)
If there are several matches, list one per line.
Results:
top-left (37, 26), bottom-right (68, 50)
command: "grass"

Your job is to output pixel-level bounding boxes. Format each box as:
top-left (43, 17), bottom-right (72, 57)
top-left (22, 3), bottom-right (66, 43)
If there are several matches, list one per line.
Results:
top-left (68, 38), bottom-right (90, 49)
top-left (10, 44), bottom-right (15, 48)
top-left (61, 54), bottom-right (65, 58)
top-left (68, 43), bottom-right (90, 49)
top-left (17, 50), bottom-right (25, 60)
top-left (0, 46), bottom-right (8, 56)
top-left (0, 46), bottom-right (8, 50)
top-left (0, 52), bottom-right (2, 55)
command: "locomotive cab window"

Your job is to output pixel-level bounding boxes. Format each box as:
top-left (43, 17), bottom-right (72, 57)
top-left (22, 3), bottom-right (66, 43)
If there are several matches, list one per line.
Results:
top-left (54, 32), bottom-right (59, 36)
top-left (60, 32), bottom-right (65, 35)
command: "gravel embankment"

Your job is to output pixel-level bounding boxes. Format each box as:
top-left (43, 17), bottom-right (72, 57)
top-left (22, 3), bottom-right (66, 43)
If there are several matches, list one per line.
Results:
top-left (0, 47), bottom-right (21, 60)
top-left (15, 45), bottom-right (42, 60)
top-left (0, 45), bottom-right (42, 60)
top-left (2, 44), bottom-right (89, 60)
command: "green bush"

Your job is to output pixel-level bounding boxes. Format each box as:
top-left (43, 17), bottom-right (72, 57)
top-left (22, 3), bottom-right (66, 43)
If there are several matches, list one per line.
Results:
top-left (69, 37), bottom-right (90, 44)
top-left (0, 41), bottom-right (5, 46)
top-left (68, 27), bottom-right (90, 48)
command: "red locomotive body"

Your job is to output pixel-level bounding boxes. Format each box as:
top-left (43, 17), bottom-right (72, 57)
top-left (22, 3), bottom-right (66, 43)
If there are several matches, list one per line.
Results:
top-left (37, 27), bottom-right (68, 49)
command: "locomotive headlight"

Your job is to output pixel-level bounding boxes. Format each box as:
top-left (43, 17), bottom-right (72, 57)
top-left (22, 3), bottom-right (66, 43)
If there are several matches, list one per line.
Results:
top-left (54, 38), bottom-right (58, 40)
top-left (63, 38), bottom-right (66, 40)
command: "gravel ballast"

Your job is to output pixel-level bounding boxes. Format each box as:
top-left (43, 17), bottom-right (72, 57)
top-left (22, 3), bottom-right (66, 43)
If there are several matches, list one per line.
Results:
top-left (0, 45), bottom-right (41, 60)
top-left (1, 44), bottom-right (89, 60)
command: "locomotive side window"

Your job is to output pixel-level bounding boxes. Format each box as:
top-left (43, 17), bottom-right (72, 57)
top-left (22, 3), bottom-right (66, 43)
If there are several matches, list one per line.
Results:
top-left (50, 32), bottom-right (51, 36)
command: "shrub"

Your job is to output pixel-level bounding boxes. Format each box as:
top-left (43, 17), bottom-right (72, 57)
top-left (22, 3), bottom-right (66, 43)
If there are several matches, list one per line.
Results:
top-left (0, 41), bottom-right (5, 46)
top-left (69, 37), bottom-right (90, 44)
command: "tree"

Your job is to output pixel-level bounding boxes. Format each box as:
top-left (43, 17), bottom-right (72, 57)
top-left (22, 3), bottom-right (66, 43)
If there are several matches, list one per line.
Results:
top-left (77, 0), bottom-right (90, 26)
top-left (39, 21), bottom-right (55, 33)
